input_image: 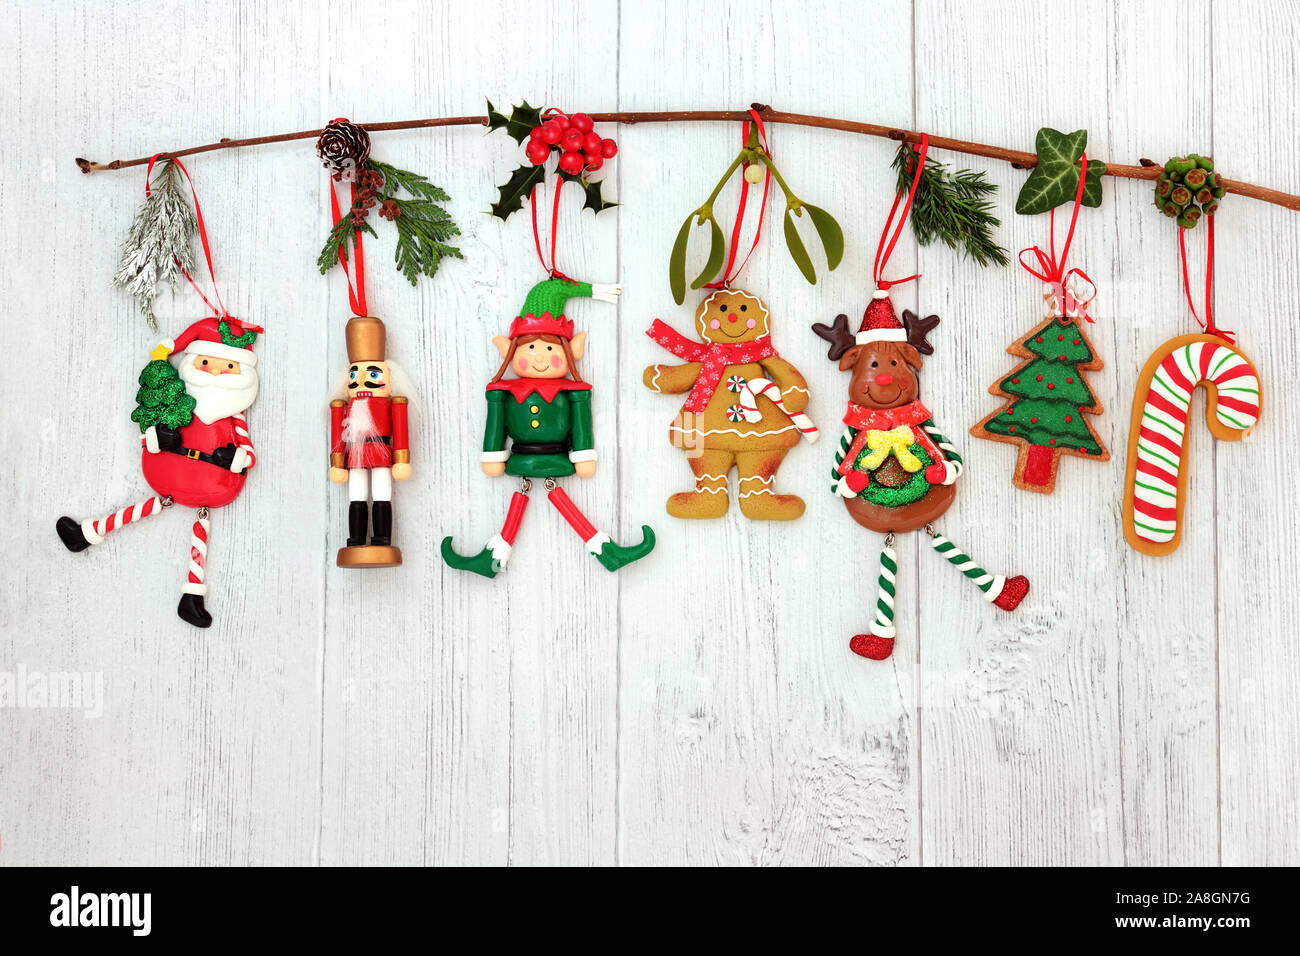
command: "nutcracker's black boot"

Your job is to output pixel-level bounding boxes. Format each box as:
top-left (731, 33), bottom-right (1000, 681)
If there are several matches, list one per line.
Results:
top-left (370, 501), bottom-right (392, 547)
top-left (347, 501), bottom-right (369, 547)
top-left (56, 516), bottom-right (91, 553)
top-left (177, 593), bottom-right (213, 629)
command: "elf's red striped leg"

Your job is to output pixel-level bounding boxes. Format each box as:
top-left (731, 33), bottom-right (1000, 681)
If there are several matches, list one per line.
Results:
top-left (441, 484), bottom-right (531, 579)
top-left (177, 508), bottom-right (213, 628)
top-left (547, 482), bottom-right (654, 573)
top-left (56, 495), bottom-right (170, 552)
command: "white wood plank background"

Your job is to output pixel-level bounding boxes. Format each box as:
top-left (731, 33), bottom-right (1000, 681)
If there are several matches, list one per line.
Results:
top-left (1, 0), bottom-right (1296, 866)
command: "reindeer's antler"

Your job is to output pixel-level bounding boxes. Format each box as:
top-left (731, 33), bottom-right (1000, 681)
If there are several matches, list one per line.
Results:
top-left (902, 310), bottom-right (941, 355)
top-left (812, 313), bottom-right (856, 360)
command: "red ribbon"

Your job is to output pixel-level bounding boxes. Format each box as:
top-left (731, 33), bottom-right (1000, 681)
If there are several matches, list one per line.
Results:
top-left (873, 133), bottom-right (929, 290)
top-left (328, 179), bottom-right (368, 317)
top-left (1018, 153), bottom-right (1096, 323)
top-left (704, 108), bottom-right (772, 290)
top-left (530, 178), bottom-right (574, 283)
top-left (1179, 216), bottom-right (1231, 342)
top-left (146, 154), bottom-right (230, 320)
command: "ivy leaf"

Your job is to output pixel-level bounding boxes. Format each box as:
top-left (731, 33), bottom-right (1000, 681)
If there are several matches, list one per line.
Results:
top-left (486, 98), bottom-right (542, 144)
top-left (580, 177), bottom-right (620, 215)
top-left (1016, 127), bottom-right (1107, 215)
top-left (491, 163), bottom-right (545, 221)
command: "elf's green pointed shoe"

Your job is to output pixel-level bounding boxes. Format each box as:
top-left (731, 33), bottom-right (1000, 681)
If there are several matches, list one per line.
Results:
top-left (441, 536), bottom-right (503, 579)
top-left (592, 526), bottom-right (655, 572)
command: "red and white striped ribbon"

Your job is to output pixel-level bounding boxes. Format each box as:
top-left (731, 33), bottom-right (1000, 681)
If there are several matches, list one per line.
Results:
top-left (184, 513), bottom-right (211, 596)
top-left (736, 377), bottom-right (819, 442)
top-left (83, 495), bottom-right (166, 545)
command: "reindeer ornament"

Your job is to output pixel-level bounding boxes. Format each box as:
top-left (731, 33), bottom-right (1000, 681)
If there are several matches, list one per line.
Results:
top-left (813, 291), bottom-right (1030, 661)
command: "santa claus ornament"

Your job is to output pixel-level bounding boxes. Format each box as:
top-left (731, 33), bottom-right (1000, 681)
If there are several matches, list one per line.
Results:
top-left (57, 160), bottom-right (259, 628)
top-left (441, 279), bottom-right (655, 576)
top-left (317, 119), bottom-right (419, 568)
top-left (645, 111), bottom-right (835, 520)
top-left (813, 135), bottom-right (1027, 662)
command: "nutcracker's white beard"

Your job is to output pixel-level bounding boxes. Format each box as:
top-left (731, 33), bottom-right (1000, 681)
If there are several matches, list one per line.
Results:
top-left (181, 358), bottom-right (260, 424)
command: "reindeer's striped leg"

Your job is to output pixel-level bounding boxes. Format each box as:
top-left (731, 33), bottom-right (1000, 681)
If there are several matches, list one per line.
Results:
top-left (927, 526), bottom-right (1029, 611)
top-left (850, 536), bottom-right (899, 661)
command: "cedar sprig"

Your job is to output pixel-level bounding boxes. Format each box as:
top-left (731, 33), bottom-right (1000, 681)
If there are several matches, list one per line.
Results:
top-left (892, 143), bottom-right (1009, 268)
top-left (113, 158), bottom-right (198, 331)
top-left (317, 159), bottom-right (462, 284)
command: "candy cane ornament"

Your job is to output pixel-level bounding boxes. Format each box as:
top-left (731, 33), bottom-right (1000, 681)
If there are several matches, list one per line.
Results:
top-left (1123, 333), bottom-right (1262, 555)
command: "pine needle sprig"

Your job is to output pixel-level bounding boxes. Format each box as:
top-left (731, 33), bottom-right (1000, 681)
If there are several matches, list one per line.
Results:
top-left (317, 159), bottom-right (462, 285)
top-left (112, 158), bottom-right (198, 331)
top-left (369, 160), bottom-right (463, 284)
top-left (892, 144), bottom-right (1009, 268)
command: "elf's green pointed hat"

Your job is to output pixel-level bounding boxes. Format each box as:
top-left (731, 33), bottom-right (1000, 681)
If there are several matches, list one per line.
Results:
top-left (508, 278), bottom-right (596, 340)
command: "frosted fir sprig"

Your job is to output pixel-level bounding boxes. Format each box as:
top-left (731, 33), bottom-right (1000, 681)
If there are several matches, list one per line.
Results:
top-left (112, 159), bottom-right (198, 331)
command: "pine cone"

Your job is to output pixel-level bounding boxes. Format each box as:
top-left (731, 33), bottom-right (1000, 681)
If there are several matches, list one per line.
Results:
top-left (1155, 154), bottom-right (1223, 228)
top-left (379, 199), bottom-right (400, 221)
top-left (316, 119), bottom-right (372, 182)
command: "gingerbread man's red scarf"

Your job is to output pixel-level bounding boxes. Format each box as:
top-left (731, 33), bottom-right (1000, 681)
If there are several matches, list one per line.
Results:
top-left (646, 319), bottom-right (777, 413)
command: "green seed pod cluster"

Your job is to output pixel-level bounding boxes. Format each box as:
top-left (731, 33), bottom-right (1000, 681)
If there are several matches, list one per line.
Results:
top-left (1154, 154), bottom-right (1224, 227)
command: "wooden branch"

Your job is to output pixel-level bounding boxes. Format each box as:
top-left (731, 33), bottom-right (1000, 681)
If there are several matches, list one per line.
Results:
top-left (75, 104), bottom-right (1300, 212)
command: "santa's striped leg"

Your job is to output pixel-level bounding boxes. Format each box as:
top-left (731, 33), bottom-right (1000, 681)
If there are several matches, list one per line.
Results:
top-left (56, 495), bottom-right (169, 553)
top-left (850, 536), bottom-right (899, 660)
top-left (926, 525), bottom-right (1029, 611)
top-left (547, 482), bottom-right (654, 573)
top-left (177, 508), bottom-right (213, 628)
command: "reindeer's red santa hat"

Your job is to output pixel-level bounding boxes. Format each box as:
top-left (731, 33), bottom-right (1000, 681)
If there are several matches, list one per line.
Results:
top-left (855, 290), bottom-right (906, 345)
top-left (162, 316), bottom-right (262, 366)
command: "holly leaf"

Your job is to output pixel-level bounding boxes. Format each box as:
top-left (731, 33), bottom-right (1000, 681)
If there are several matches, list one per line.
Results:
top-left (580, 177), bottom-right (619, 215)
top-left (486, 98), bottom-right (543, 144)
top-left (490, 163), bottom-right (545, 221)
top-left (1015, 127), bottom-right (1107, 215)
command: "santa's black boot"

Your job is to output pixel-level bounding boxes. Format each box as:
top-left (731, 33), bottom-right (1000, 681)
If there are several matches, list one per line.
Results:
top-left (347, 501), bottom-right (369, 547)
top-left (56, 516), bottom-right (91, 552)
top-left (177, 593), bottom-right (213, 628)
top-left (370, 502), bottom-right (392, 547)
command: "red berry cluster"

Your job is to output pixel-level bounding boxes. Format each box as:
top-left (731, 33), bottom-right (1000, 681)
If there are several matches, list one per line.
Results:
top-left (525, 110), bottom-right (618, 175)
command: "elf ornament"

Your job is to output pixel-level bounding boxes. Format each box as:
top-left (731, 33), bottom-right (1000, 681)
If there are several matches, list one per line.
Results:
top-left (645, 289), bottom-right (818, 519)
top-left (330, 316), bottom-right (412, 568)
top-left (814, 292), bottom-right (1029, 660)
top-left (56, 316), bottom-right (261, 628)
top-left (441, 279), bottom-right (655, 577)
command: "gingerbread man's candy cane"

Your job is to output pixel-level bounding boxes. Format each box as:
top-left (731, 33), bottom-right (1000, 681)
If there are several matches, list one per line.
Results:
top-left (1123, 333), bottom-right (1262, 555)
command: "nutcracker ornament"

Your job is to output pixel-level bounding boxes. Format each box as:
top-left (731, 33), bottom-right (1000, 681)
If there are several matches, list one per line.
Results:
top-left (441, 278), bottom-right (655, 577)
top-left (330, 316), bottom-right (411, 568)
top-left (56, 316), bottom-right (262, 628)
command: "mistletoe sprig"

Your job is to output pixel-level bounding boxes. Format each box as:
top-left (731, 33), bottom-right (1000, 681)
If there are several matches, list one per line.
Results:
top-left (317, 158), bottom-right (463, 285)
top-left (669, 126), bottom-right (843, 304)
top-left (112, 158), bottom-right (198, 331)
top-left (1016, 127), bottom-right (1108, 215)
top-left (487, 100), bottom-right (620, 220)
top-left (891, 143), bottom-right (1009, 267)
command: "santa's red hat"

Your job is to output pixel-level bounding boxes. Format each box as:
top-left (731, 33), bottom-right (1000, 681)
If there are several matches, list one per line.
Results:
top-left (855, 290), bottom-right (906, 345)
top-left (163, 317), bottom-right (262, 367)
